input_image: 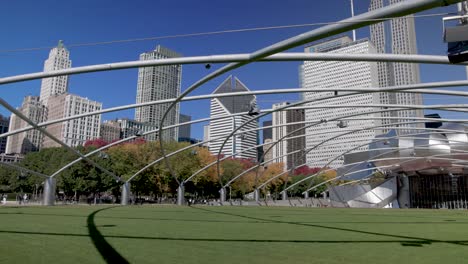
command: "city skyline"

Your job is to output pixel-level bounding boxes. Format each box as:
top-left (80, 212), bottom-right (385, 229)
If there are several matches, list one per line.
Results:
top-left (0, 0), bottom-right (465, 142)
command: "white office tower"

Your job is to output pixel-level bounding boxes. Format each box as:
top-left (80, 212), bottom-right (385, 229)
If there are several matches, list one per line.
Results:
top-left (209, 76), bottom-right (258, 159)
top-left (203, 125), bottom-right (210, 147)
top-left (271, 102), bottom-right (306, 171)
top-left (43, 94), bottom-right (101, 148)
top-left (6, 96), bottom-right (47, 154)
top-left (369, 0), bottom-right (423, 132)
top-left (302, 37), bottom-right (380, 168)
top-left (39, 40), bottom-right (71, 105)
top-left (135, 45), bottom-right (182, 141)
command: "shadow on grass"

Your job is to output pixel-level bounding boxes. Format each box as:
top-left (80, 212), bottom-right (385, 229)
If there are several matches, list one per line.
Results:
top-left (2, 229), bottom-right (467, 245)
top-left (189, 206), bottom-right (468, 247)
top-left (2, 211), bottom-right (468, 225)
top-left (2, 206), bottom-right (468, 250)
top-left (87, 207), bottom-right (130, 264)
top-left (0, 211), bottom-right (270, 224)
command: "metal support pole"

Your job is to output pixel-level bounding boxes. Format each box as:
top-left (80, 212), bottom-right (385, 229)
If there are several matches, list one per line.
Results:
top-left (398, 175), bottom-right (410, 208)
top-left (177, 185), bottom-right (185, 206)
top-left (43, 177), bottom-right (56, 206)
top-left (282, 191), bottom-right (287, 201)
top-left (304, 192), bottom-right (309, 199)
top-left (220, 187), bottom-right (226, 204)
top-left (121, 182), bottom-right (131, 205)
top-left (254, 189), bottom-right (260, 202)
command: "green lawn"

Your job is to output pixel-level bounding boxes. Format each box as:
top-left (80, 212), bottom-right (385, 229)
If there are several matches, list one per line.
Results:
top-left (0, 205), bottom-right (467, 264)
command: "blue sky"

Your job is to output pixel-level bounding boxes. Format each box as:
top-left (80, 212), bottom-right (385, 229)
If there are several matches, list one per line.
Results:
top-left (0, 0), bottom-right (466, 139)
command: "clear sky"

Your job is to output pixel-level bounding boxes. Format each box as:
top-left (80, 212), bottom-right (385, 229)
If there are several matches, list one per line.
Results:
top-left (0, 0), bottom-right (466, 139)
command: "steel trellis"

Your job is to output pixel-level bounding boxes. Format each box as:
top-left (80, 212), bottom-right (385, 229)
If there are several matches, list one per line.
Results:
top-left (157, 0), bottom-right (464, 194)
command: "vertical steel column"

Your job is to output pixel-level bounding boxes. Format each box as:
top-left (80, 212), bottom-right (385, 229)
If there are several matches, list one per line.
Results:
top-left (398, 175), bottom-right (410, 208)
top-left (43, 177), bottom-right (56, 206)
top-left (282, 191), bottom-right (287, 201)
top-left (177, 185), bottom-right (185, 206)
top-left (121, 182), bottom-right (131, 205)
top-left (304, 192), bottom-right (309, 199)
top-left (254, 189), bottom-right (260, 202)
top-left (220, 187), bottom-right (226, 204)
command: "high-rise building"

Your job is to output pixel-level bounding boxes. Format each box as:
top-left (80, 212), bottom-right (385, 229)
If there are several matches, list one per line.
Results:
top-left (100, 120), bottom-right (121, 143)
top-left (302, 37), bottom-right (380, 168)
top-left (116, 118), bottom-right (158, 141)
top-left (6, 96), bottom-right (47, 154)
top-left (203, 124), bottom-right (210, 147)
top-left (43, 94), bottom-right (101, 148)
top-left (209, 76), bottom-right (258, 159)
top-left (271, 102), bottom-right (306, 170)
top-left (369, 0), bottom-right (423, 132)
top-left (39, 40), bottom-right (71, 105)
top-left (135, 45), bottom-right (182, 141)
top-left (263, 138), bottom-right (274, 164)
top-left (178, 114), bottom-right (192, 140)
top-left (262, 120), bottom-right (272, 143)
top-left (0, 115), bottom-right (10, 153)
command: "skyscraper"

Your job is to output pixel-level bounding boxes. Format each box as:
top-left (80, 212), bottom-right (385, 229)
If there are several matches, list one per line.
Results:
top-left (178, 114), bottom-right (192, 140)
top-left (100, 120), bottom-right (121, 143)
top-left (135, 45), bottom-right (182, 141)
top-left (209, 76), bottom-right (258, 159)
top-left (39, 40), bottom-right (71, 105)
top-left (203, 125), bottom-right (210, 147)
top-left (369, 0), bottom-right (423, 132)
top-left (0, 115), bottom-right (10, 154)
top-left (302, 37), bottom-right (380, 168)
top-left (43, 94), bottom-right (102, 148)
top-left (262, 120), bottom-right (272, 143)
top-left (6, 96), bottom-right (47, 154)
top-left (271, 102), bottom-right (305, 170)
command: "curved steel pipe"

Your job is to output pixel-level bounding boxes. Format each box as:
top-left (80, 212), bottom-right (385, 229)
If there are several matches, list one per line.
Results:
top-left (227, 124), bottom-right (468, 189)
top-left (306, 156), bottom-right (468, 196)
top-left (0, 98), bottom-right (121, 182)
top-left (283, 125), bottom-right (468, 194)
top-left (3, 84), bottom-right (468, 140)
top-left (216, 99), bottom-right (468, 187)
top-left (256, 128), bottom-right (468, 191)
top-left (2, 52), bottom-right (468, 86)
top-left (0, 162), bottom-right (49, 178)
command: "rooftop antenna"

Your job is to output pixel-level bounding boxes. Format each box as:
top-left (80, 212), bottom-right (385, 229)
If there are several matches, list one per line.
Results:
top-left (350, 0), bottom-right (356, 41)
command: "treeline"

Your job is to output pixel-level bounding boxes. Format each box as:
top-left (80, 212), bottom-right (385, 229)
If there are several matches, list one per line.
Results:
top-left (0, 139), bottom-right (334, 201)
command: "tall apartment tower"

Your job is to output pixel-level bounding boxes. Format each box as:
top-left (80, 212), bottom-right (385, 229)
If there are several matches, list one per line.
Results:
top-left (369, 0), bottom-right (423, 132)
top-left (178, 114), bottom-right (192, 140)
top-left (135, 45), bottom-right (182, 141)
top-left (262, 120), bottom-right (272, 143)
top-left (39, 40), bottom-right (71, 105)
top-left (0, 115), bottom-right (10, 153)
top-left (271, 102), bottom-right (306, 171)
top-left (43, 94), bottom-right (101, 148)
top-left (6, 96), bottom-right (47, 154)
top-left (302, 37), bottom-right (380, 168)
top-left (209, 76), bottom-right (258, 159)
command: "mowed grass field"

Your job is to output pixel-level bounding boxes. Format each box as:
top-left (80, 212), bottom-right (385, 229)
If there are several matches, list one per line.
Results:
top-left (0, 205), bottom-right (467, 264)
